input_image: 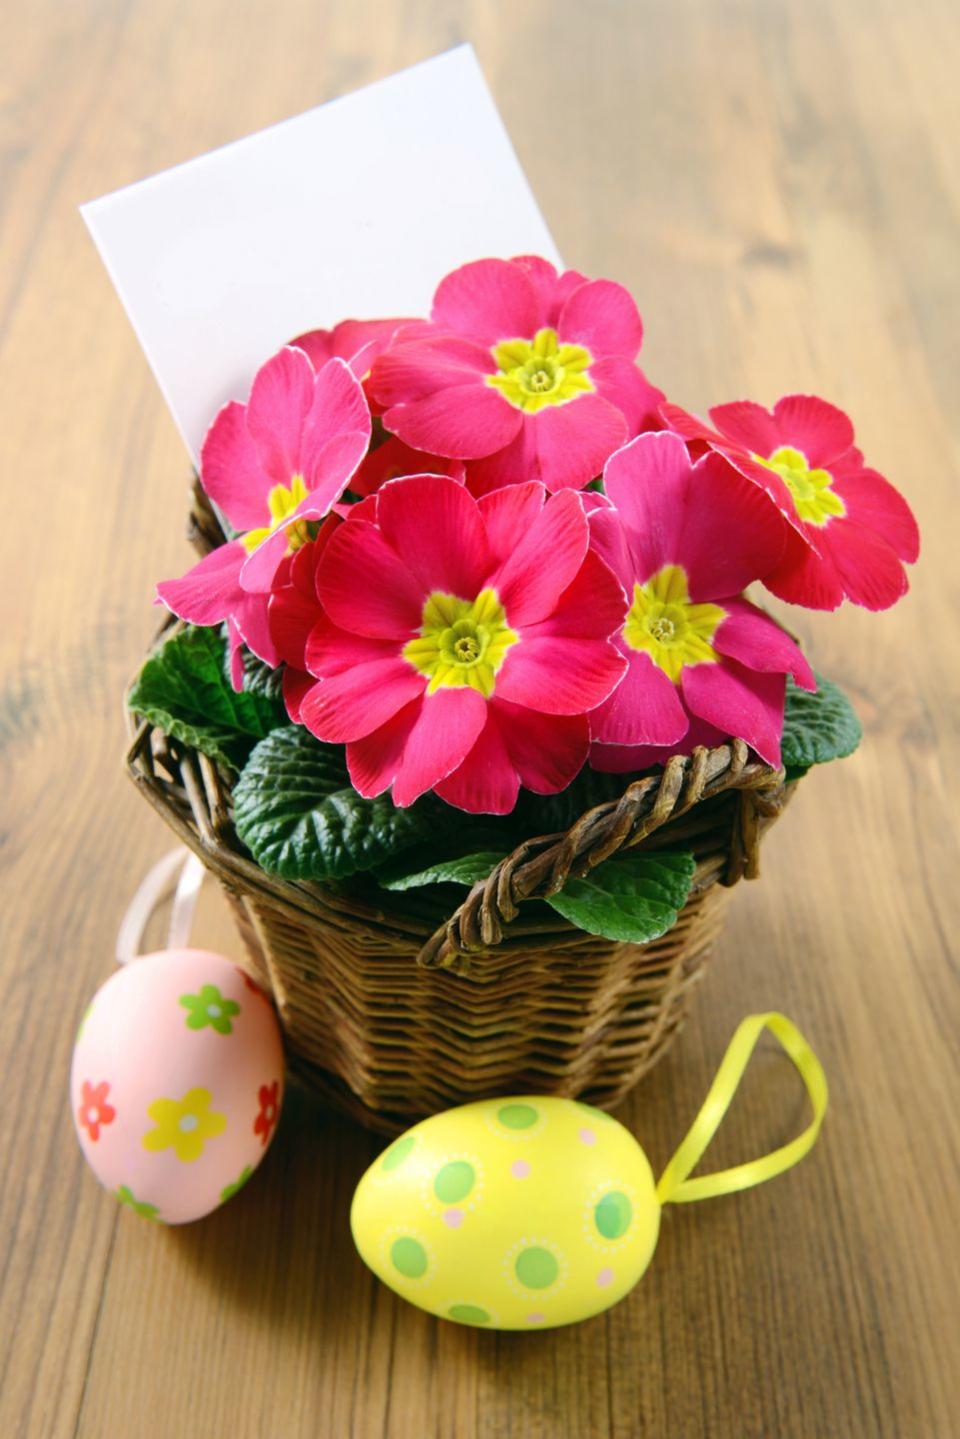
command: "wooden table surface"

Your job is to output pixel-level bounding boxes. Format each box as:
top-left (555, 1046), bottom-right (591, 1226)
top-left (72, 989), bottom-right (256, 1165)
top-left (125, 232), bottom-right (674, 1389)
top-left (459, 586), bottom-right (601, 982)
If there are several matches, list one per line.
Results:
top-left (2, 1), bottom-right (957, 1435)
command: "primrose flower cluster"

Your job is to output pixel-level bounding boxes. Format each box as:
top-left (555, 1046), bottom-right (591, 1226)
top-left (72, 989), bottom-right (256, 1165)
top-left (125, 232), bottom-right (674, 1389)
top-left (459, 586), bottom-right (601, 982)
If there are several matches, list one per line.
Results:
top-left (158, 255), bottom-right (918, 816)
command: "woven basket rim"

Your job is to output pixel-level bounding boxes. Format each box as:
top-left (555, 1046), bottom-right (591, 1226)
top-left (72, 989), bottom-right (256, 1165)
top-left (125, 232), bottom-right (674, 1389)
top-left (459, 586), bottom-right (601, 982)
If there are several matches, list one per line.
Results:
top-left (126, 646), bottom-right (790, 975)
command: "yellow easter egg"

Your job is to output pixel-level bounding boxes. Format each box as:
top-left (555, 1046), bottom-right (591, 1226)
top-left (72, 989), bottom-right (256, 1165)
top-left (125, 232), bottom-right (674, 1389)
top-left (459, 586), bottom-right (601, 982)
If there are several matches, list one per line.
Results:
top-left (350, 1096), bottom-right (660, 1330)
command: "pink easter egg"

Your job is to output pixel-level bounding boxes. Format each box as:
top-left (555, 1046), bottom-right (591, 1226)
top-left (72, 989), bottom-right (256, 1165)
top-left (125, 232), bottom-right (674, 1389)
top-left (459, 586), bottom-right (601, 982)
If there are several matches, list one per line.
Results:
top-left (70, 949), bottom-right (284, 1224)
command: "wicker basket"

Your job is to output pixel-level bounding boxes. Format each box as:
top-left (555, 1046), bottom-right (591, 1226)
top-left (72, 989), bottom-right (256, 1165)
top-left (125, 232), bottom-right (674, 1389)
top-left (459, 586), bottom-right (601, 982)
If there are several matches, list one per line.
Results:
top-left (126, 492), bottom-right (797, 1135)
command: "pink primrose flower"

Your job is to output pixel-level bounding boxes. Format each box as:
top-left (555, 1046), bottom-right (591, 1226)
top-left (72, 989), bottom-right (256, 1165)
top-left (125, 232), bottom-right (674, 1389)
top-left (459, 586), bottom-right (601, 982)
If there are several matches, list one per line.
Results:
top-left (588, 432), bottom-right (815, 769)
top-left (270, 474), bottom-right (629, 813)
top-left (157, 348), bottom-right (371, 687)
top-left (289, 317), bottom-right (414, 379)
top-left (662, 394), bottom-right (919, 611)
top-left (368, 256), bottom-right (663, 495)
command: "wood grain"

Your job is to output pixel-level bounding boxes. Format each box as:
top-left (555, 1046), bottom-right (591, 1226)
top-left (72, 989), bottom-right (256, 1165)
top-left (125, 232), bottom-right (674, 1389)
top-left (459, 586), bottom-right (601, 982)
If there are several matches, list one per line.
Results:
top-left (1, 1), bottom-right (957, 1434)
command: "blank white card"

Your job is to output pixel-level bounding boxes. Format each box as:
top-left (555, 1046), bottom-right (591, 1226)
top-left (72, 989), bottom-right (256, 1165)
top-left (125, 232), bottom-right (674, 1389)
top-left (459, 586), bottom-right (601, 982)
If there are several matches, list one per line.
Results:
top-left (81, 45), bottom-right (560, 465)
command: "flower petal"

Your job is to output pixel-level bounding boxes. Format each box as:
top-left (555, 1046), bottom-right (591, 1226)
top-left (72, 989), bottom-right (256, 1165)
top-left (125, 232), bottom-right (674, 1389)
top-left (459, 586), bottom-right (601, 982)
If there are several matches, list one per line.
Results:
top-left (298, 654), bottom-right (424, 742)
top-left (491, 488), bottom-right (588, 626)
top-left (587, 507), bottom-right (636, 593)
top-left (523, 548), bottom-right (627, 640)
top-left (762, 527), bottom-right (846, 611)
top-left (832, 469), bottom-right (919, 563)
top-left (232, 366), bottom-right (371, 589)
top-left (771, 394), bottom-right (856, 467)
top-left (713, 599), bottom-right (815, 689)
top-left (300, 357), bottom-right (371, 488)
top-left (603, 434), bottom-right (787, 597)
top-left (233, 589), bottom-right (279, 668)
top-left (282, 666), bottom-right (315, 724)
top-left (226, 616), bottom-right (246, 692)
top-left (346, 699), bottom-right (420, 797)
top-left (511, 255), bottom-right (587, 327)
top-left (496, 700), bottom-right (589, 793)
top-left (433, 708), bottom-right (520, 815)
top-left (589, 714), bottom-right (728, 773)
top-left (495, 635), bottom-right (626, 715)
top-left (391, 687), bottom-right (488, 806)
top-left (382, 382), bottom-right (522, 459)
top-left (304, 612), bottom-right (410, 678)
top-left (601, 431), bottom-right (691, 578)
top-left (706, 400), bottom-right (782, 458)
top-left (369, 335), bottom-right (494, 405)
top-left (817, 519), bottom-right (909, 611)
top-left (681, 660), bottom-right (786, 767)
top-left (269, 583), bottom-right (320, 669)
top-left (558, 278), bottom-right (643, 359)
top-left (589, 647), bottom-right (688, 746)
top-left (660, 400), bottom-right (722, 448)
top-left (376, 474), bottom-right (491, 596)
top-left (477, 482), bottom-right (546, 568)
top-left (200, 403), bottom-right (270, 531)
top-left (526, 393), bottom-right (628, 491)
top-left (245, 346), bottom-right (316, 485)
top-left (590, 358), bottom-right (664, 436)
top-left (678, 452), bottom-right (788, 597)
top-left (238, 523), bottom-right (300, 594)
top-left (292, 318), bottom-right (412, 375)
top-left (156, 542), bottom-right (245, 625)
top-left (431, 258), bottom-right (539, 344)
top-left (317, 518), bottom-right (426, 638)
top-left (462, 423), bottom-right (536, 496)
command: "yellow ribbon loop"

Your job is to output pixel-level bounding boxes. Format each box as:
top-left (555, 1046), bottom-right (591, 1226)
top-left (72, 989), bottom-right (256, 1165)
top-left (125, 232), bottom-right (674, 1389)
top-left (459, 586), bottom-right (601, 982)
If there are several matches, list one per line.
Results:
top-left (656, 1012), bottom-right (828, 1206)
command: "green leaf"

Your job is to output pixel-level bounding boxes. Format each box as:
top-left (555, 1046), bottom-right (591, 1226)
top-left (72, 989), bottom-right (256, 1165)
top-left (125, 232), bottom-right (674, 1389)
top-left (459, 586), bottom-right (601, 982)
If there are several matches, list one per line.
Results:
top-left (377, 850), bottom-right (507, 891)
top-left (128, 625), bottom-right (285, 771)
top-left (233, 726), bottom-right (448, 880)
top-left (781, 671), bottom-right (861, 771)
top-left (544, 850), bottom-right (697, 944)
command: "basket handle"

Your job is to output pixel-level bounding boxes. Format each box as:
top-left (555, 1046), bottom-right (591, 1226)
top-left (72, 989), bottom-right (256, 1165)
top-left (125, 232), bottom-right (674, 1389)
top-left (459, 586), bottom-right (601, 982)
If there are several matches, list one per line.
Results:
top-left (416, 741), bottom-right (786, 972)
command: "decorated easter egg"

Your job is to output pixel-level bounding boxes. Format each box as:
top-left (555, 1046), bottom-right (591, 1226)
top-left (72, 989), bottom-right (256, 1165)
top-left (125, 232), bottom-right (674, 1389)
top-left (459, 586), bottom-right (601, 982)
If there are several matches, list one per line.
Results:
top-left (71, 949), bottom-right (284, 1224)
top-left (350, 1096), bottom-right (660, 1330)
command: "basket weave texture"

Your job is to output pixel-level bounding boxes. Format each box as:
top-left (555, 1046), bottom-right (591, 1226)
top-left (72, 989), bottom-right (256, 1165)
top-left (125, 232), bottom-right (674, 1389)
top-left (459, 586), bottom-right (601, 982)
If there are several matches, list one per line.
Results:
top-left (126, 491), bottom-right (796, 1134)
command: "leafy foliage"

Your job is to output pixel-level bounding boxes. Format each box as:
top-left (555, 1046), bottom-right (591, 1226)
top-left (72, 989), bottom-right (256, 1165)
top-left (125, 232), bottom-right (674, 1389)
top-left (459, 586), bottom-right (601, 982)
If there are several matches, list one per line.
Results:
top-left (377, 851), bottom-right (508, 891)
top-left (781, 672), bottom-right (861, 777)
top-left (233, 726), bottom-right (452, 880)
top-left (378, 843), bottom-right (697, 946)
top-left (543, 850), bottom-right (696, 943)
top-left (128, 625), bottom-right (284, 771)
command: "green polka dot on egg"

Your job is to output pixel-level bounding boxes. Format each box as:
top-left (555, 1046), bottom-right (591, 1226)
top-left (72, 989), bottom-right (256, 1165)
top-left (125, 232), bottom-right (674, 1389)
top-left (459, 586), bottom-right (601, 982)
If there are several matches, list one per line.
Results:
top-left (497, 1102), bottom-right (538, 1130)
top-left (515, 1246), bottom-right (559, 1289)
top-left (594, 1190), bottom-right (633, 1240)
top-left (391, 1236), bottom-right (428, 1278)
top-left (381, 1136), bottom-right (415, 1171)
top-left (433, 1160), bottom-right (475, 1203)
top-left (448, 1304), bottom-right (490, 1325)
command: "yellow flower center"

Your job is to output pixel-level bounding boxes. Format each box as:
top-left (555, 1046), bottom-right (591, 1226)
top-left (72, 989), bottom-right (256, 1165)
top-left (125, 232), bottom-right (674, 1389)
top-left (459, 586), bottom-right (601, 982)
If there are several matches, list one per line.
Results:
top-left (241, 473), bottom-right (311, 553)
top-left (623, 565), bottom-right (725, 683)
top-left (486, 327), bottom-right (595, 413)
top-left (403, 588), bottom-right (518, 697)
top-left (754, 445), bottom-right (846, 526)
